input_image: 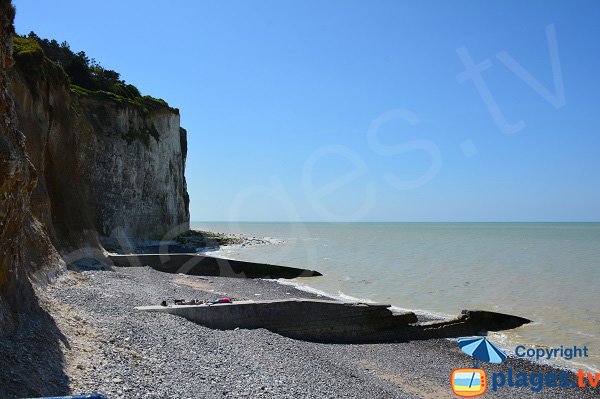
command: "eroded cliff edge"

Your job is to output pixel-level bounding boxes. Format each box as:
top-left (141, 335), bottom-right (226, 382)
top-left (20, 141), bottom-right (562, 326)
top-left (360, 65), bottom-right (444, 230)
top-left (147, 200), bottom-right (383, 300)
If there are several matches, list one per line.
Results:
top-left (1, 6), bottom-right (190, 332)
top-left (0, 0), bottom-right (36, 334)
top-left (8, 36), bottom-right (190, 254)
top-left (0, 4), bottom-right (190, 393)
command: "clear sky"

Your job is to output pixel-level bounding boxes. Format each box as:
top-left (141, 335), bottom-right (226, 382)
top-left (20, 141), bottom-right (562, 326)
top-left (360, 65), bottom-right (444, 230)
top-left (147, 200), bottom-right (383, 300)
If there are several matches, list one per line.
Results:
top-left (13, 1), bottom-right (600, 222)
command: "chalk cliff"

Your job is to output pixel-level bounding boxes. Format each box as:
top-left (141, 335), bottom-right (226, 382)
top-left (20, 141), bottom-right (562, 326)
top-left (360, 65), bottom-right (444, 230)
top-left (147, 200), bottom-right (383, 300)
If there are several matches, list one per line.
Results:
top-left (1, 4), bottom-right (189, 333)
top-left (8, 37), bottom-right (190, 253)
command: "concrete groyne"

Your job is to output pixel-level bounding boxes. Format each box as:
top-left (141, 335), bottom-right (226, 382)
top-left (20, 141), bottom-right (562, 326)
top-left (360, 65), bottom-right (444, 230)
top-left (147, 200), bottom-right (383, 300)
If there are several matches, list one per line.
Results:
top-left (108, 254), bottom-right (322, 279)
top-left (137, 298), bottom-right (531, 344)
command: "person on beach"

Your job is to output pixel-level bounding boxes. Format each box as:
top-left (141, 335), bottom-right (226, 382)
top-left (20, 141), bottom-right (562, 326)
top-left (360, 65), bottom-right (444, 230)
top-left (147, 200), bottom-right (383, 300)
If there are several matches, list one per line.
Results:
top-left (161, 297), bottom-right (232, 306)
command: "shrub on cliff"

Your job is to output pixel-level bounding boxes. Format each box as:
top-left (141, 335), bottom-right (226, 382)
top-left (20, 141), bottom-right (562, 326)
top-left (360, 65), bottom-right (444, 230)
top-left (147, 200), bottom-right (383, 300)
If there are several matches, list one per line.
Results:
top-left (21, 31), bottom-right (132, 98)
top-left (13, 32), bottom-right (176, 113)
top-left (12, 36), bottom-right (64, 94)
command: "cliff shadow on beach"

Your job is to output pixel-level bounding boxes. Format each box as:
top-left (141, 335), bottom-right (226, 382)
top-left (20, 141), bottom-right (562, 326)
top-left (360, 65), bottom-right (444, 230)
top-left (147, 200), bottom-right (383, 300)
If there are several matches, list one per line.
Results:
top-left (0, 283), bottom-right (71, 398)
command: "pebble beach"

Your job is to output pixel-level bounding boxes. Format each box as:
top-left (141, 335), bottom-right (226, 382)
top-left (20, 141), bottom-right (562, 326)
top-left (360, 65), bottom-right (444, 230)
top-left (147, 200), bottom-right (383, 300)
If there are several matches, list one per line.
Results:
top-left (1, 265), bottom-right (597, 398)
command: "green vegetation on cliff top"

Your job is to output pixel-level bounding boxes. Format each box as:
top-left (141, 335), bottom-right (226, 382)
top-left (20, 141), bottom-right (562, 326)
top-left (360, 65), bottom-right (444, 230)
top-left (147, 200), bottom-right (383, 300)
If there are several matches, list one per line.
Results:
top-left (12, 36), bottom-right (64, 95)
top-left (12, 33), bottom-right (177, 114)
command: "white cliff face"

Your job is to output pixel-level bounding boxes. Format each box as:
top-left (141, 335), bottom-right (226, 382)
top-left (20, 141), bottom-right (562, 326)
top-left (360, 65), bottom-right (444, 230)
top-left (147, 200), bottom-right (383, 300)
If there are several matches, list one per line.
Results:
top-left (76, 98), bottom-right (189, 243)
top-left (9, 53), bottom-right (190, 252)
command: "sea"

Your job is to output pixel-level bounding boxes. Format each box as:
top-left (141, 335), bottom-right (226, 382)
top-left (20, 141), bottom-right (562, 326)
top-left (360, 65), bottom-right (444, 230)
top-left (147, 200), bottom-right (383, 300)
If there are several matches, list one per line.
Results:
top-left (190, 222), bottom-right (599, 372)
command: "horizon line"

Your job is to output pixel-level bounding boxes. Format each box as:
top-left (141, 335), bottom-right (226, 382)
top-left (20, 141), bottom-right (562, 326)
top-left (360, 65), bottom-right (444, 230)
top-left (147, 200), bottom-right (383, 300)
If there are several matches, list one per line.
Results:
top-left (189, 220), bottom-right (600, 223)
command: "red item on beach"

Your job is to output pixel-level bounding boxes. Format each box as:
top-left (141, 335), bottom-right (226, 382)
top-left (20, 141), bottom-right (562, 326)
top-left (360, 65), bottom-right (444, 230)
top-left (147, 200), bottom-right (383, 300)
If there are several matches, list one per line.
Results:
top-left (208, 297), bottom-right (232, 304)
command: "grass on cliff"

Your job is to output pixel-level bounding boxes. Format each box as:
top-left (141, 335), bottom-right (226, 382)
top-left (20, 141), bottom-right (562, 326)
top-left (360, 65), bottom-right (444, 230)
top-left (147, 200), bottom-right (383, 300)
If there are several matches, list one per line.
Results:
top-left (12, 34), bottom-right (177, 115)
top-left (12, 36), bottom-right (65, 94)
top-left (69, 84), bottom-right (171, 115)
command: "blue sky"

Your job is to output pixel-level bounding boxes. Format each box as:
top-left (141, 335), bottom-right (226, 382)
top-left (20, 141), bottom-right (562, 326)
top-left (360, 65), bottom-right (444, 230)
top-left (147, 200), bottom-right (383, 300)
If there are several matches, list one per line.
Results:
top-left (13, 1), bottom-right (600, 221)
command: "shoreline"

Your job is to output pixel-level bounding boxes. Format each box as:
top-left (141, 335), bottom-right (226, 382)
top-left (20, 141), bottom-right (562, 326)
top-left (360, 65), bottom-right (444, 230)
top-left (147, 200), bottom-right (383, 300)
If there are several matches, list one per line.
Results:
top-left (270, 277), bottom-right (598, 374)
top-left (198, 225), bottom-right (600, 372)
top-left (2, 266), bottom-right (596, 398)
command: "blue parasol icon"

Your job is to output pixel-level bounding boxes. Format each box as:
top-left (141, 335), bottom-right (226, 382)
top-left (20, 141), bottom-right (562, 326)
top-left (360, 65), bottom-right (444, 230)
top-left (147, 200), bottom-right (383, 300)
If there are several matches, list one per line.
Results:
top-left (458, 336), bottom-right (507, 364)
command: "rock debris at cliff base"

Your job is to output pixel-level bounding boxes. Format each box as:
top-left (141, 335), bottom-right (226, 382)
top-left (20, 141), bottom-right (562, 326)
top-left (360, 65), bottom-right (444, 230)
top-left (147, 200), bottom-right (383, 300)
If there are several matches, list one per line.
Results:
top-left (103, 229), bottom-right (279, 254)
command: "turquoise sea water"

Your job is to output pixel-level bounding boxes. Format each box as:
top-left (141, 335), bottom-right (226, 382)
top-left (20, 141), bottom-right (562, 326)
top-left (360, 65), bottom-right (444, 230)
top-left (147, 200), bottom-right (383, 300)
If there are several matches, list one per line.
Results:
top-left (190, 222), bottom-right (600, 371)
